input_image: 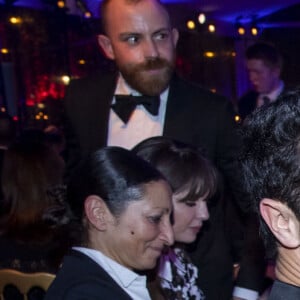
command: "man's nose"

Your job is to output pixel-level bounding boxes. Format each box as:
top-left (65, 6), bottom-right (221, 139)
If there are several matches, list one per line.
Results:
top-left (143, 39), bottom-right (159, 59)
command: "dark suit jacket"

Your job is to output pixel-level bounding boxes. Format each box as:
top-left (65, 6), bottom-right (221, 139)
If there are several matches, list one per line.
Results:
top-left (238, 88), bottom-right (287, 121)
top-left (45, 250), bottom-right (132, 300)
top-left (238, 90), bottom-right (258, 121)
top-left (63, 72), bottom-right (250, 300)
top-left (268, 280), bottom-right (300, 300)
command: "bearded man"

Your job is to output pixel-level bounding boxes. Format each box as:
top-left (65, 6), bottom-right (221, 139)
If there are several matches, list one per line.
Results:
top-left (64, 1), bottom-right (253, 299)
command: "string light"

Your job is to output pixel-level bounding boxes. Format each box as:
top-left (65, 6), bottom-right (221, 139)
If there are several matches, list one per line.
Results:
top-left (61, 75), bottom-right (70, 85)
top-left (186, 20), bottom-right (196, 30)
top-left (251, 26), bottom-right (259, 36)
top-left (235, 115), bottom-right (241, 123)
top-left (204, 51), bottom-right (215, 58)
top-left (198, 13), bottom-right (206, 25)
top-left (84, 11), bottom-right (92, 19)
top-left (208, 24), bottom-right (216, 33)
top-left (1, 48), bottom-right (9, 54)
top-left (9, 17), bottom-right (22, 24)
top-left (57, 0), bottom-right (65, 9)
top-left (237, 25), bottom-right (246, 35)
top-left (235, 16), bottom-right (261, 37)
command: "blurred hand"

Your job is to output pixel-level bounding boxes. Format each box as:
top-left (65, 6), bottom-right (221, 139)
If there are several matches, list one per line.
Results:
top-left (233, 263), bottom-right (240, 280)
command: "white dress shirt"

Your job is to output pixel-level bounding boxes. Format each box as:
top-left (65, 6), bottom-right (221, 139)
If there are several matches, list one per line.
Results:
top-left (73, 247), bottom-right (151, 300)
top-left (256, 80), bottom-right (284, 108)
top-left (107, 74), bottom-right (169, 149)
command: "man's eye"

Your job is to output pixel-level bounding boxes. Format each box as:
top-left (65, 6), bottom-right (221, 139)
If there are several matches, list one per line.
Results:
top-left (185, 202), bottom-right (196, 207)
top-left (126, 36), bottom-right (139, 44)
top-left (155, 32), bottom-right (169, 40)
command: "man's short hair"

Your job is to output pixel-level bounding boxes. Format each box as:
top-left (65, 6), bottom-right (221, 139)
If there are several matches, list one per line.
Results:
top-left (246, 42), bottom-right (283, 70)
top-left (241, 89), bottom-right (300, 257)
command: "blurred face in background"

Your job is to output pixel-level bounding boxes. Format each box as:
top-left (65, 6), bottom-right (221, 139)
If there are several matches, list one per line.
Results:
top-left (98, 0), bottom-right (179, 96)
top-left (246, 59), bottom-right (281, 94)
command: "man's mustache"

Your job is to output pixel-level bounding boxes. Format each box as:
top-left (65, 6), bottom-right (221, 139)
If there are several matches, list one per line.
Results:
top-left (136, 58), bottom-right (170, 71)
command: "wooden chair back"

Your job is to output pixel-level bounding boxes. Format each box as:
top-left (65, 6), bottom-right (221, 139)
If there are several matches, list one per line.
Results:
top-left (0, 269), bottom-right (55, 300)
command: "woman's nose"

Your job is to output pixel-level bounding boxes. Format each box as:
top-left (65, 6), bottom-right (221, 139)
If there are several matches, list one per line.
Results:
top-left (160, 219), bottom-right (174, 246)
top-left (198, 201), bottom-right (210, 221)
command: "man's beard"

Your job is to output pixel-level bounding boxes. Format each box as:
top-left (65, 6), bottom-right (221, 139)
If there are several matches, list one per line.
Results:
top-left (118, 56), bottom-right (175, 96)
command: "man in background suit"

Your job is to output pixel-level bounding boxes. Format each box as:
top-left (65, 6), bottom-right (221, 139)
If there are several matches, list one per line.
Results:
top-left (64, 0), bottom-right (253, 299)
top-left (238, 42), bottom-right (284, 121)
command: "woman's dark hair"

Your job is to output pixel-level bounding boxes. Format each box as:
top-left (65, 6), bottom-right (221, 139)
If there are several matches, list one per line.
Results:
top-left (0, 136), bottom-right (65, 242)
top-left (56, 146), bottom-right (165, 245)
top-left (132, 137), bottom-right (219, 202)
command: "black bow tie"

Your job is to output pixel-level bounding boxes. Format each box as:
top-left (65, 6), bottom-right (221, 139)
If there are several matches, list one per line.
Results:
top-left (111, 94), bottom-right (160, 124)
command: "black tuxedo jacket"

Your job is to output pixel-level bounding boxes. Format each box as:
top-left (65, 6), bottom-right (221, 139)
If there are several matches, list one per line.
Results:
top-left (64, 72), bottom-right (247, 210)
top-left (63, 72), bottom-right (252, 299)
top-left (45, 250), bottom-right (132, 300)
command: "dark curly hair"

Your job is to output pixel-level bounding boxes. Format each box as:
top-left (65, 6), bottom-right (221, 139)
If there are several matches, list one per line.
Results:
top-left (241, 88), bottom-right (300, 257)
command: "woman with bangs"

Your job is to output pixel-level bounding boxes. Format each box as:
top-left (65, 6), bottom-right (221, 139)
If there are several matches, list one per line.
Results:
top-left (133, 137), bottom-right (219, 300)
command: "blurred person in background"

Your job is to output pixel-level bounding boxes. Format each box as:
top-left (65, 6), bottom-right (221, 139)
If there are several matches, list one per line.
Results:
top-left (238, 42), bottom-right (285, 121)
top-left (0, 131), bottom-right (68, 299)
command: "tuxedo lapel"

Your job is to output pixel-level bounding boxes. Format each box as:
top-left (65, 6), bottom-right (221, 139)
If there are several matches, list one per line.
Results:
top-left (85, 72), bottom-right (118, 150)
top-left (163, 74), bottom-right (198, 143)
top-left (163, 74), bottom-right (183, 135)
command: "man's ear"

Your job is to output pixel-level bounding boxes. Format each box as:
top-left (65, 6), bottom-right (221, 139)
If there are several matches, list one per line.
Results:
top-left (84, 195), bottom-right (111, 231)
top-left (260, 198), bottom-right (300, 248)
top-left (171, 28), bottom-right (179, 47)
top-left (97, 34), bottom-right (115, 60)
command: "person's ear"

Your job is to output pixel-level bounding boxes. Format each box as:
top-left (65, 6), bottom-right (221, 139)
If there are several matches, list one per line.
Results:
top-left (171, 28), bottom-right (179, 47)
top-left (84, 195), bottom-right (111, 231)
top-left (260, 198), bottom-right (300, 248)
top-left (97, 34), bottom-right (115, 60)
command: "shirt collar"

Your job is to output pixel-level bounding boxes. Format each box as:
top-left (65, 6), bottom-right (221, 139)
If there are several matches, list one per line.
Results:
top-left (73, 247), bottom-right (145, 288)
top-left (261, 80), bottom-right (284, 101)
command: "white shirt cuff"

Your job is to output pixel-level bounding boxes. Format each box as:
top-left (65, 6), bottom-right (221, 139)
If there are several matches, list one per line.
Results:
top-left (233, 286), bottom-right (259, 300)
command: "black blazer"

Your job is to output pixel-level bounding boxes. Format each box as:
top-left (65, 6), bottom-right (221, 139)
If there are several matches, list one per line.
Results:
top-left (45, 250), bottom-right (132, 300)
top-left (237, 90), bottom-right (258, 121)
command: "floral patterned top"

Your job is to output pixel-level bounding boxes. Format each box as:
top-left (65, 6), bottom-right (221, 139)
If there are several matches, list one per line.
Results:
top-left (159, 247), bottom-right (205, 300)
